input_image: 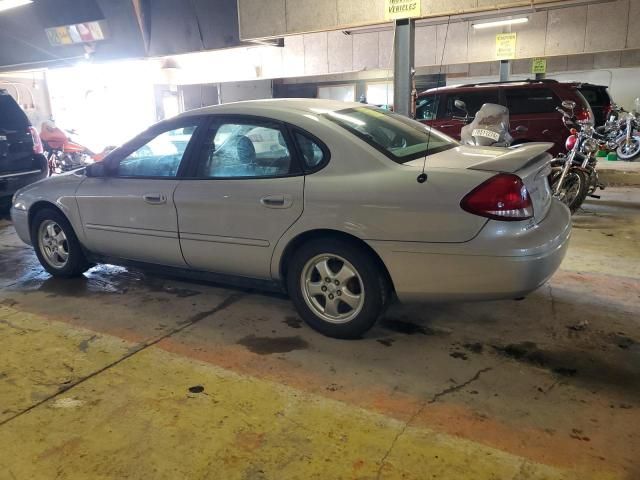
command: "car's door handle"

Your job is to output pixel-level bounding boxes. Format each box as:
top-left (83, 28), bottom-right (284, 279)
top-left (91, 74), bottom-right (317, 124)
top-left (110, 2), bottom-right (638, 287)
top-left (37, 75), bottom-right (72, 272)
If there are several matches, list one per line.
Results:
top-left (440, 124), bottom-right (455, 128)
top-left (260, 194), bottom-right (292, 209)
top-left (143, 193), bottom-right (167, 205)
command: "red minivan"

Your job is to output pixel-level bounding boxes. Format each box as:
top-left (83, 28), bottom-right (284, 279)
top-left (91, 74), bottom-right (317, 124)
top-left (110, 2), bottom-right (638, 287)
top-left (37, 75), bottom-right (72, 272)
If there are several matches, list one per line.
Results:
top-left (415, 79), bottom-right (593, 155)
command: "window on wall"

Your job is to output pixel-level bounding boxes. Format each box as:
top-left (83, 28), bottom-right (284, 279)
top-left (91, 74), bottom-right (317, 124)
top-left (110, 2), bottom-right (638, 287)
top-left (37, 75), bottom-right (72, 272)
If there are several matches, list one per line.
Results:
top-left (366, 82), bottom-right (393, 108)
top-left (317, 85), bottom-right (356, 102)
top-left (505, 88), bottom-right (560, 114)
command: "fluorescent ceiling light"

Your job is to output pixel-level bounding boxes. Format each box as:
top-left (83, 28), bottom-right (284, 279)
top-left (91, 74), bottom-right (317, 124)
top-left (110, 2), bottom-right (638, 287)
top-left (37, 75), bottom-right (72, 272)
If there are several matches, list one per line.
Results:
top-left (0, 0), bottom-right (33, 13)
top-left (472, 17), bottom-right (528, 29)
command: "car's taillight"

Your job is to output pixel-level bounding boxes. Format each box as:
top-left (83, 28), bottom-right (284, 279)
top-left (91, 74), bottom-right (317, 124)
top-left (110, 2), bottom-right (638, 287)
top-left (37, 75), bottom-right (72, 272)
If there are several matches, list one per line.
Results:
top-left (603, 103), bottom-right (613, 118)
top-left (461, 173), bottom-right (534, 221)
top-left (576, 109), bottom-right (591, 123)
top-left (565, 134), bottom-right (577, 151)
top-left (29, 126), bottom-right (44, 155)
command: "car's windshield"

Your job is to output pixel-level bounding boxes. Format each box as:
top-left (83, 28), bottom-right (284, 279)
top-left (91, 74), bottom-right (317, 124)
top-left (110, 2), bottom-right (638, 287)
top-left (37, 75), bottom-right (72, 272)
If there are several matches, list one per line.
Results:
top-left (323, 106), bottom-right (456, 163)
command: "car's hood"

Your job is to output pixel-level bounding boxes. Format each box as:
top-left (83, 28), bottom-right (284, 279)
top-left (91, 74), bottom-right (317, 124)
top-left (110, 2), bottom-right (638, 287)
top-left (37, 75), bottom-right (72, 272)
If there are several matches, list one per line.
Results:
top-left (405, 142), bottom-right (554, 173)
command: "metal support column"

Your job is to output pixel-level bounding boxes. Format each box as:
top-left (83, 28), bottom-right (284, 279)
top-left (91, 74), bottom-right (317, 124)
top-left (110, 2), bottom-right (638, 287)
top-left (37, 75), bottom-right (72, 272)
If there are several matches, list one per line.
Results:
top-left (499, 60), bottom-right (510, 82)
top-left (393, 18), bottom-right (415, 117)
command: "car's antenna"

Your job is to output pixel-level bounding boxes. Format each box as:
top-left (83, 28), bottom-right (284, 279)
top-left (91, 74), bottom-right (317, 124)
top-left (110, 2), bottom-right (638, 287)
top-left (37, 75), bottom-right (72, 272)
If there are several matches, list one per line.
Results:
top-left (418, 16), bottom-right (451, 184)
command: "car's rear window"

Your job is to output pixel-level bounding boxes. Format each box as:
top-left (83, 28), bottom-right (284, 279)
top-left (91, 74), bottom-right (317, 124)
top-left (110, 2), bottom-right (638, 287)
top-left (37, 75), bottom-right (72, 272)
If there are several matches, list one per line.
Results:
top-left (578, 86), bottom-right (609, 107)
top-left (0, 94), bottom-right (29, 130)
top-left (323, 107), bottom-right (456, 163)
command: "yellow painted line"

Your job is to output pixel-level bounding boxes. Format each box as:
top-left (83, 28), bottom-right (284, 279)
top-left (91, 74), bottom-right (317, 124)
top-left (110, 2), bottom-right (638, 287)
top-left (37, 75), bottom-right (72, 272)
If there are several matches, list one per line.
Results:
top-left (0, 306), bottom-right (620, 479)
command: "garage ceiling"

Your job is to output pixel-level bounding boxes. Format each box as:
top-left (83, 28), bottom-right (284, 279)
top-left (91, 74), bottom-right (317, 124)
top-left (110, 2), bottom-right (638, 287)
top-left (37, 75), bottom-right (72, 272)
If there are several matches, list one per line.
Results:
top-left (0, 0), bottom-right (243, 70)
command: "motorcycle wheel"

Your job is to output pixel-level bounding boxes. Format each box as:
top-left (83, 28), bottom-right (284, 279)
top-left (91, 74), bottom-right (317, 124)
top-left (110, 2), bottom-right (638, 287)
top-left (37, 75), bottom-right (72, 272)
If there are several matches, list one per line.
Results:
top-left (550, 169), bottom-right (589, 214)
top-left (616, 136), bottom-right (640, 160)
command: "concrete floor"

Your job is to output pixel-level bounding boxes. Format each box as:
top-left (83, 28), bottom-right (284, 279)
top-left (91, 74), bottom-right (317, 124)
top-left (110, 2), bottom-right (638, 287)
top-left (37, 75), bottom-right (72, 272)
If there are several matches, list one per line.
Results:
top-left (0, 188), bottom-right (638, 479)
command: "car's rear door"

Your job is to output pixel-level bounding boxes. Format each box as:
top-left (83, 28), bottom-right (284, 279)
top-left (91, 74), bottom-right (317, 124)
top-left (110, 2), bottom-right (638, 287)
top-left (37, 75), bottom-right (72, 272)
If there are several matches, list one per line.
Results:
top-left (504, 86), bottom-right (564, 149)
top-left (75, 119), bottom-right (204, 266)
top-left (433, 89), bottom-right (500, 140)
top-left (173, 116), bottom-right (306, 280)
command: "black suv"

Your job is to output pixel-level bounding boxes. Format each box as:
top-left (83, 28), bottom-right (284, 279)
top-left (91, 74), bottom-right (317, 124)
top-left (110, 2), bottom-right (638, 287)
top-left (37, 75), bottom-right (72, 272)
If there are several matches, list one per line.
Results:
top-left (0, 89), bottom-right (47, 210)
top-left (575, 83), bottom-right (614, 126)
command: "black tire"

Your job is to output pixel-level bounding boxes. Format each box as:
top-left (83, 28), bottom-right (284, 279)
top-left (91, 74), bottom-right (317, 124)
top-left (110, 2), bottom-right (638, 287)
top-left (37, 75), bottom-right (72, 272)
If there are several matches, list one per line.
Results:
top-left (287, 238), bottom-right (390, 339)
top-left (31, 208), bottom-right (90, 277)
top-left (549, 168), bottom-right (589, 214)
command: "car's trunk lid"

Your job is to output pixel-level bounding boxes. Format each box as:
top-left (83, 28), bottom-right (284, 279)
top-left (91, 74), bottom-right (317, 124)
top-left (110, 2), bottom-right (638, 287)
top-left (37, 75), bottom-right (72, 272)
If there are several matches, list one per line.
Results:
top-left (406, 142), bottom-right (554, 224)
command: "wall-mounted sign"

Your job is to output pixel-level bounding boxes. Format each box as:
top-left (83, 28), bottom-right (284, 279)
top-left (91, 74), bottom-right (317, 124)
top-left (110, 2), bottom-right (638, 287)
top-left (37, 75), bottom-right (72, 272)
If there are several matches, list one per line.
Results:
top-left (384, 0), bottom-right (421, 20)
top-left (532, 57), bottom-right (547, 74)
top-left (45, 20), bottom-right (108, 47)
top-left (495, 33), bottom-right (517, 60)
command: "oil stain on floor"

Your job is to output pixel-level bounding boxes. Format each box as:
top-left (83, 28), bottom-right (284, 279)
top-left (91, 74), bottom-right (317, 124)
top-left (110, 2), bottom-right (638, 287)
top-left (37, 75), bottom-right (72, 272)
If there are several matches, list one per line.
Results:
top-left (236, 335), bottom-right (309, 355)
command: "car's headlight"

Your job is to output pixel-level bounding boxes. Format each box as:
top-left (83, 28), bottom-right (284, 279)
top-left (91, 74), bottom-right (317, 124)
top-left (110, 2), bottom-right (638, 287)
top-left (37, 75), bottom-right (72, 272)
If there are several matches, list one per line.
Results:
top-left (12, 192), bottom-right (27, 211)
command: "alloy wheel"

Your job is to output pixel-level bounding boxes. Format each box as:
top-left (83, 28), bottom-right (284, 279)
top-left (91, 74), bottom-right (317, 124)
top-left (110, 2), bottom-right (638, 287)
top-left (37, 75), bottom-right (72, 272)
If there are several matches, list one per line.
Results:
top-left (38, 220), bottom-right (69, 269)
top-left (301, 254), bottom-right (365, 324)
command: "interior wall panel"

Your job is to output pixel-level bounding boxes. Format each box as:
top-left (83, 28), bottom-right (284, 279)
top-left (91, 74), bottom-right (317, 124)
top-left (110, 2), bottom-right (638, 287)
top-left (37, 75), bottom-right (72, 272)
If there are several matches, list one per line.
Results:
top-left (328, 31), bottom-right (354, 73)
top-left (585, 0), bottom-right (629, 52)
top-left (545, 6), bottom-right (588, 55)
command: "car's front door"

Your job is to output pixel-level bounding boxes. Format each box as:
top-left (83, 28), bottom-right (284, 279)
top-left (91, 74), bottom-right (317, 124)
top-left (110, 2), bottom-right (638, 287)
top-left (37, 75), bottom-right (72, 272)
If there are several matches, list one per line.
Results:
top-left (174, 117), bottom-right (308, 279)
top-left (75, 120), bottom-right (203, 266)
top-left (435, 90), bottom-right (500, 140)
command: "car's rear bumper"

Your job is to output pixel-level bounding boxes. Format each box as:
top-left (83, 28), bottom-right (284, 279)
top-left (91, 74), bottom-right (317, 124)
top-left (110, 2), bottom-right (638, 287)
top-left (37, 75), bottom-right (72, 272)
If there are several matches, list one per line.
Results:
top-left (369, 199), bottom-right (571, 302)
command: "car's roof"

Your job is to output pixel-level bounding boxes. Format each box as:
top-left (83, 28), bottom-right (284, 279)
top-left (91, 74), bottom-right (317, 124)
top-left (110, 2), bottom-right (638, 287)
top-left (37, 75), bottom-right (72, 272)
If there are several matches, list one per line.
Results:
top-left (419, 79), bottom-right (584, 96)
top-left (178, 98), bottom-right (364, 118)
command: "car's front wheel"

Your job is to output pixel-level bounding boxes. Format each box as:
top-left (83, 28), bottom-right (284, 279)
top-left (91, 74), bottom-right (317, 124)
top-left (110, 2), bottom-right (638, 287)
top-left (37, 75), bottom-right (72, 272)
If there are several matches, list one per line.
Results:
top-left (31, 208), bottom-right (90, 277)
top-left (287, 239), bottom-right (389, 339)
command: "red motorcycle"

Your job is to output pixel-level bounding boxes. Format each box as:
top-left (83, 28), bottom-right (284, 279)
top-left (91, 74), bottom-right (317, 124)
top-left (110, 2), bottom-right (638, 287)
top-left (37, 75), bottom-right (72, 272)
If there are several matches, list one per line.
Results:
top-left (40, 121), bottom-right (98, 175)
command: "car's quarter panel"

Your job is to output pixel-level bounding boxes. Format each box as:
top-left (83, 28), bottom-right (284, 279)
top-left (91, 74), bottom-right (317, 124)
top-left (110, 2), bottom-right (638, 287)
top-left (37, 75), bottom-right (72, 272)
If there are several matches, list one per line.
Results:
top-left (174, 177), bottom-right (304, 279)
top-left (367, 199), bottom-right (571, 302)
top-left (75, 178), bottom-right (185, 266)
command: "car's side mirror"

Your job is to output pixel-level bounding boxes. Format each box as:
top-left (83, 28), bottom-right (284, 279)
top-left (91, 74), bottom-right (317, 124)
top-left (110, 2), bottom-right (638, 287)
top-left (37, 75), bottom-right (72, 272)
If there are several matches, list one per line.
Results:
top-left (85, 162), bottom-right (107, 178)
top-left (454, 99), bottom-right (468, 113)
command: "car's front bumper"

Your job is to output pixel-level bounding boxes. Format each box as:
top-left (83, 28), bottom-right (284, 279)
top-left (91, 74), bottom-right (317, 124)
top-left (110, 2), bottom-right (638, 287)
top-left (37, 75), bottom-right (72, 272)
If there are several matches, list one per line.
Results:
top-left (10, 207), bottom-right (31, 245)
top-left (369, 199), bottom-right (571, 302)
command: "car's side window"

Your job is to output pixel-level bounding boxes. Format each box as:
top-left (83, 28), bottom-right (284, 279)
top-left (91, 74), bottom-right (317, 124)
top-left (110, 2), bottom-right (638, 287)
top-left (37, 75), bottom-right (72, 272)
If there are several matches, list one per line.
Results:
top-left (116, 125), bottom-right (197, 178)
top-left (195, 121), bottom-right (295, 178)
top-left (505, 88), bottom-right (559, 114)
top-left (445, 91), bottom-right (500, 118)
top-left (416, 95), bottom-right (439, 121)
top-left (294, 132), bottom-right (325, 170)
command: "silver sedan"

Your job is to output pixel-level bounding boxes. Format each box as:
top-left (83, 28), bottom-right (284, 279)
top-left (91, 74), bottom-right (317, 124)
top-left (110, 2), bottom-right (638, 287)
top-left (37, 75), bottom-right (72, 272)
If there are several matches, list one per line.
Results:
top-left (11, 99), bottom-right (571, 338)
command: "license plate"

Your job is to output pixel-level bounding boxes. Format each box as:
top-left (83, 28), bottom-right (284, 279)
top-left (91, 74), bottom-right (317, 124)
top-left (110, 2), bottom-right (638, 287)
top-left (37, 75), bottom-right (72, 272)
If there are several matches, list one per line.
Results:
top-left (472, 129), bottom-right (500, 141)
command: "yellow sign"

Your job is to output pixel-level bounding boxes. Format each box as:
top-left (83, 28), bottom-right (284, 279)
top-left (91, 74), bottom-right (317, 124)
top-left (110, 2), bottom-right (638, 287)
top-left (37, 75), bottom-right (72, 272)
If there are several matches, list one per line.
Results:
top-left (532, 57), bottom-right (547, 74)
top-left (495, 33), bottom-right (517, 60)
top-left (385, 0), bottom-right (421, 20)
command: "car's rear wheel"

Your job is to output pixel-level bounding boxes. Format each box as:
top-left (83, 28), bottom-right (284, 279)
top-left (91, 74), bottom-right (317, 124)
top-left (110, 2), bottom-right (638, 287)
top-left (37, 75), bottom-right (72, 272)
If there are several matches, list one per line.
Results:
top-left (31, 208), bottom-right (90, 277)
top-left (287, 239), bottom-right (389, 339)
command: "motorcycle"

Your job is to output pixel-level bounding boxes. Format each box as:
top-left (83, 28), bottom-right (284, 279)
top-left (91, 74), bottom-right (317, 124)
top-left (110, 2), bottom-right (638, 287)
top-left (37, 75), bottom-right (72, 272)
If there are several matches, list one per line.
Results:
top-left (40, 120), bottom-right (96, 175)
top-left (549, 100), bottom-right (604, 213)
top-left (597, 99), bottom-right (640, 160)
